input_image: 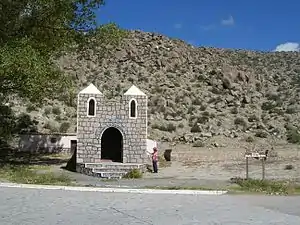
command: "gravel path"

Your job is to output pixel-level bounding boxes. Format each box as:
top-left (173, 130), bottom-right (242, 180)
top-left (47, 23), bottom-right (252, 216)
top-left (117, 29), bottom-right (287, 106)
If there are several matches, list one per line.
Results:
top-left (1, 187), bottom-right (300, 224)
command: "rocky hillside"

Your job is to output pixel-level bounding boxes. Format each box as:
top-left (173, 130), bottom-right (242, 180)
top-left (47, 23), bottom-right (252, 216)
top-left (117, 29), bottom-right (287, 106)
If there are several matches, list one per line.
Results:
top-left (11, 30), bottom-right (300, 145)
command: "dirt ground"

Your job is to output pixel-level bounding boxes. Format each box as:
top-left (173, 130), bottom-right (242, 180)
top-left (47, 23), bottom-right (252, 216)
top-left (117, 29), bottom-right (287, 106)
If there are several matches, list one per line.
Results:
top-left (1, 136), bottom-right (298, 189)
top-left (150, 137), bottom-right (300, 182)
top-left (7, 136), bottom-right (296, 189)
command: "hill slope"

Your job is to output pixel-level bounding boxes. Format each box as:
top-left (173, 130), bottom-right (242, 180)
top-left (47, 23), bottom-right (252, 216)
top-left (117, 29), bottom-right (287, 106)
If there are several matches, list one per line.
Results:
top-left (12, 30), bottom-right (300, 145)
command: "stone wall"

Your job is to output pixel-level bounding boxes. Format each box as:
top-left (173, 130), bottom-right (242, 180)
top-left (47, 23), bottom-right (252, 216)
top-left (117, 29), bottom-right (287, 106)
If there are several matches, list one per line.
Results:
top-left (18, 133), bottom-right (77, 154)
top-left (77, 87), bottom-right (148, 164)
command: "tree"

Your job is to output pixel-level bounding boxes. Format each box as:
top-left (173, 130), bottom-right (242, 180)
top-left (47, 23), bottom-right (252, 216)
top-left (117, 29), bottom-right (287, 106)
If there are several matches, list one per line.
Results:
top-left (0, 0), bottom-right (106, 142)
top-left (0, 0), bottom-right (105, 102)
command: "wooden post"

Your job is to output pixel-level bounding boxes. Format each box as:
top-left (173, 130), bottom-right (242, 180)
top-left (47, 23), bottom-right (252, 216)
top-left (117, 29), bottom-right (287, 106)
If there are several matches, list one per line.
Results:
top-left (246, 157), bottom-right (249, 179)
top-left (245, 153), bottom-right (267, 180)
top-left (262, 159), bottom-right (265, 180)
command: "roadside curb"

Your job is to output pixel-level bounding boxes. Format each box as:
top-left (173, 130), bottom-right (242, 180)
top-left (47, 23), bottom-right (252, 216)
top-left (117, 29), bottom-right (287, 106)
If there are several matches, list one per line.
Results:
top-left (0, 182), bottom-right (228, 195)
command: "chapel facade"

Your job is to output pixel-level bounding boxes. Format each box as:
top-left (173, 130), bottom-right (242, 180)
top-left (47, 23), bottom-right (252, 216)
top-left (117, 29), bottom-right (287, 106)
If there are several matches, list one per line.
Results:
top-left (76, 84), bottom-right (148, 164)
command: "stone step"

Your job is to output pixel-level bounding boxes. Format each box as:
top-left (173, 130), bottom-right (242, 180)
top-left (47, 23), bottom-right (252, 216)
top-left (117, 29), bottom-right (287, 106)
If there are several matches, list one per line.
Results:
top-left (92, 168), bottom-right (132, 173)
top-left (95, 171), bottom-right (127, 179)
top-left (77, 162), bottom-right (145, 179)
top-left (84, 163), bottom-right (144, 170)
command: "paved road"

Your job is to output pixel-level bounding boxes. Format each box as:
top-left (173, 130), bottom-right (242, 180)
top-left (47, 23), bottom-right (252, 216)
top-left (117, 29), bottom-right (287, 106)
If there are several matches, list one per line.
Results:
top-left (1, 187), bottom-right (300, 225)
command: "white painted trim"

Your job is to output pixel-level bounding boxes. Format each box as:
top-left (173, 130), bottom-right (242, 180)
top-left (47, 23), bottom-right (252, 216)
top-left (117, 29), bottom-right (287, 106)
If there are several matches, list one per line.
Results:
top-left (0, 183), bottom-right (228, 195)
top-left (145, 95), bottom-right (148, 153)
top-left (99, 126), bottom-right (125, 141)
top-left (76, 94), bottom-right (79, 134)
top-left (87, 97), bottom-right (97, 117)
top-left (79, 83), bottom-right (102, 95)
top-left (124, 85), bottom-right (146, 96)
top-left (128, 98), bottom-right (138, 119)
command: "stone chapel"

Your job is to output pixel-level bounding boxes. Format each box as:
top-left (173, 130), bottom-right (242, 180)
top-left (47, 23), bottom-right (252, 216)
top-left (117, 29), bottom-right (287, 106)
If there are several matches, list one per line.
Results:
top-left (76, 83), bottom-right (148, 165)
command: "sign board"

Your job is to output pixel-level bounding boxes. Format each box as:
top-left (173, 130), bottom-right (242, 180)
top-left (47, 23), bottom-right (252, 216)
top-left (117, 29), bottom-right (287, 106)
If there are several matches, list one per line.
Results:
top-left (245, 152), bottom-right (267, 180)
top-left (245, 152), bottom-right (266, 158)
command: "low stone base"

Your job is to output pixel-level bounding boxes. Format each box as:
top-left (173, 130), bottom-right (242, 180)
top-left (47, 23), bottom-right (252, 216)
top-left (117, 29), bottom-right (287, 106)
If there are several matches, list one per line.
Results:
top-left (76, 162), bottom-right (146, 179)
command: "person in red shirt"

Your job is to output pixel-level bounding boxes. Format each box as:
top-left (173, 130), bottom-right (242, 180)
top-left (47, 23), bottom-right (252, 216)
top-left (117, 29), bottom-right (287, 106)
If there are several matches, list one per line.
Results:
top-left (152, 147), bottom-right (158, 173)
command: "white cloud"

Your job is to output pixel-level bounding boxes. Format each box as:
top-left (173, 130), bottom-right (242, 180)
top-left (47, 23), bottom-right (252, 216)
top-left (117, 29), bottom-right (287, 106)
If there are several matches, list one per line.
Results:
top-left (274, 42), bottom-right (300, 52)
top-left (221, 15), bottom-right (234, 26)
top-left (173, 23), bottom-right (183, 29)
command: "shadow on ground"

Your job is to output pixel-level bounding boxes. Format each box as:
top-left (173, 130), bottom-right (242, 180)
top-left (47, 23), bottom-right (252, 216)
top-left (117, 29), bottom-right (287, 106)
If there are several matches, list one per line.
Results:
top-left (62, 149), bottom-right (77, 172)
top-left (0, 147), bottom-right (70, 167)
top-left (0, 106), bottom-right (71, 167)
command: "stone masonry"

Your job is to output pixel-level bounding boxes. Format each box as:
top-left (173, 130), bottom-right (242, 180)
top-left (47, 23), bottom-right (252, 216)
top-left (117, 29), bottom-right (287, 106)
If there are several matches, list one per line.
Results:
top-left (76, 84), bottom-right (148, 165)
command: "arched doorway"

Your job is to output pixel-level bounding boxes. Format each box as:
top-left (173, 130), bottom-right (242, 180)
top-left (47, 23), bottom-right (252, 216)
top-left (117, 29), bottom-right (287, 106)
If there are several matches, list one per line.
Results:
top-left (101, 127), bottom-right (123, 162)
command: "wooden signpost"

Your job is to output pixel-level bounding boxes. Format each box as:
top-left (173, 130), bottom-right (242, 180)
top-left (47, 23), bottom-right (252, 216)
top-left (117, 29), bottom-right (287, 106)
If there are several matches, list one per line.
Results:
top-left (245, 152), bottom-right (267, 180)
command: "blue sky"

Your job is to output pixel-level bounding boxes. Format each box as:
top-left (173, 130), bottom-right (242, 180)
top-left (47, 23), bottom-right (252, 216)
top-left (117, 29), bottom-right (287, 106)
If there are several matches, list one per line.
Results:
top-left (97, 0), bottom-right (300, 52)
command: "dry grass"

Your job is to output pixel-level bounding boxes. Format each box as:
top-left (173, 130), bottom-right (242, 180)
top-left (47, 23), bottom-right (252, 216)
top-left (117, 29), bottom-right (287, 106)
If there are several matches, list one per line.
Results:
top-left (0, 151), bottom-right (73, 185)
top-left (0, 165), bottom-right (73, 185)
top-left (229, 178), bottom-right (300, 195)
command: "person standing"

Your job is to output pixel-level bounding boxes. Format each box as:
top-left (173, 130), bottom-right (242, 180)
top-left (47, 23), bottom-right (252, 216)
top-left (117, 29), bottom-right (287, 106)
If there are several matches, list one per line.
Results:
top-left (152, 147), bottom-right (158, 173)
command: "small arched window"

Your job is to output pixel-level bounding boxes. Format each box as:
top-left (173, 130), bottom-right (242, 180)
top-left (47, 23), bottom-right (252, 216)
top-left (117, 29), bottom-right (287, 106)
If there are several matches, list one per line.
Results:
top-left (87, 98), bottom-right (96, 116)
top-left (129, 99), bottom-right (137, 118)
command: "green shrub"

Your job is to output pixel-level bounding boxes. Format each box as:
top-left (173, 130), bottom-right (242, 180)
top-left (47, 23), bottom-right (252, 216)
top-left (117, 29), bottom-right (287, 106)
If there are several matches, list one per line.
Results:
top-left (123, 169), bottom-right (142, 179)
top-left (255, 131), bottom-right (268, 138)
top-left (26, 104), bottom-right (37, 112)
top-left (55, 115), bottom-right (62, 122)
top-left (14, 113), bottom-right (38, 134)
top-left (230, 178), bottom-right (292, 195)
top-left (245, 136), bottom-right (254, 142)
top-left (209, 70), bottom-right (217, 75)
top-left (151, 123), bottom-right (176, 132)
top-left (284, 165), bottom-right (294, 170)
top-left (271, 108), bottom-right (284, 115)
top-left (178, 123), bottom-right (184, 128)
top-left (191, 124), bottom-right (201, 133)
top-left (52, 106), bottom-right (61, 115)
top-left (261, 101), bottom-right (276, 111)
top-left (202, 111), bottom-right (210, 117)
top-left (104, 70), bottom-right (111, 77)
top-left (230, 107), bottom-right (239, 114)
top-left (43, 121), bottom-right (58, 133)
top-left (59, 122), bottom-right (70, 133)
top-left (192, 98), bottom-right (202, 106)
top-left (267, 93), bottom-right (280, 101)
top-left (286, 129), bottom-right (300, 144)
top-left (285, 123), bottom-right (296, 131)
top-left (234, 117), bottom-right (247, 127)
top-left (165, 123), bottom-right (176, 132)
top-left (255, 82), bottom-right (262, 91)
top-left (199, 104), bottom-right (207, 111)
top-left (286, 106), bottom-right (298, 114)
top-left (222, 77), bottom-right (232, 89)
top-left (197, 116), bottom-right (209, 124)
top-left (211, 87), bottom-right (223, 94)
top-left (187, 106), bottom-right (195, 114)
top-left (44, 106), bottom-right (52, 115)
top-left (248, 115), bottom-right (259, 122)
top-left (192, 141), bottom-right (205, 147)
